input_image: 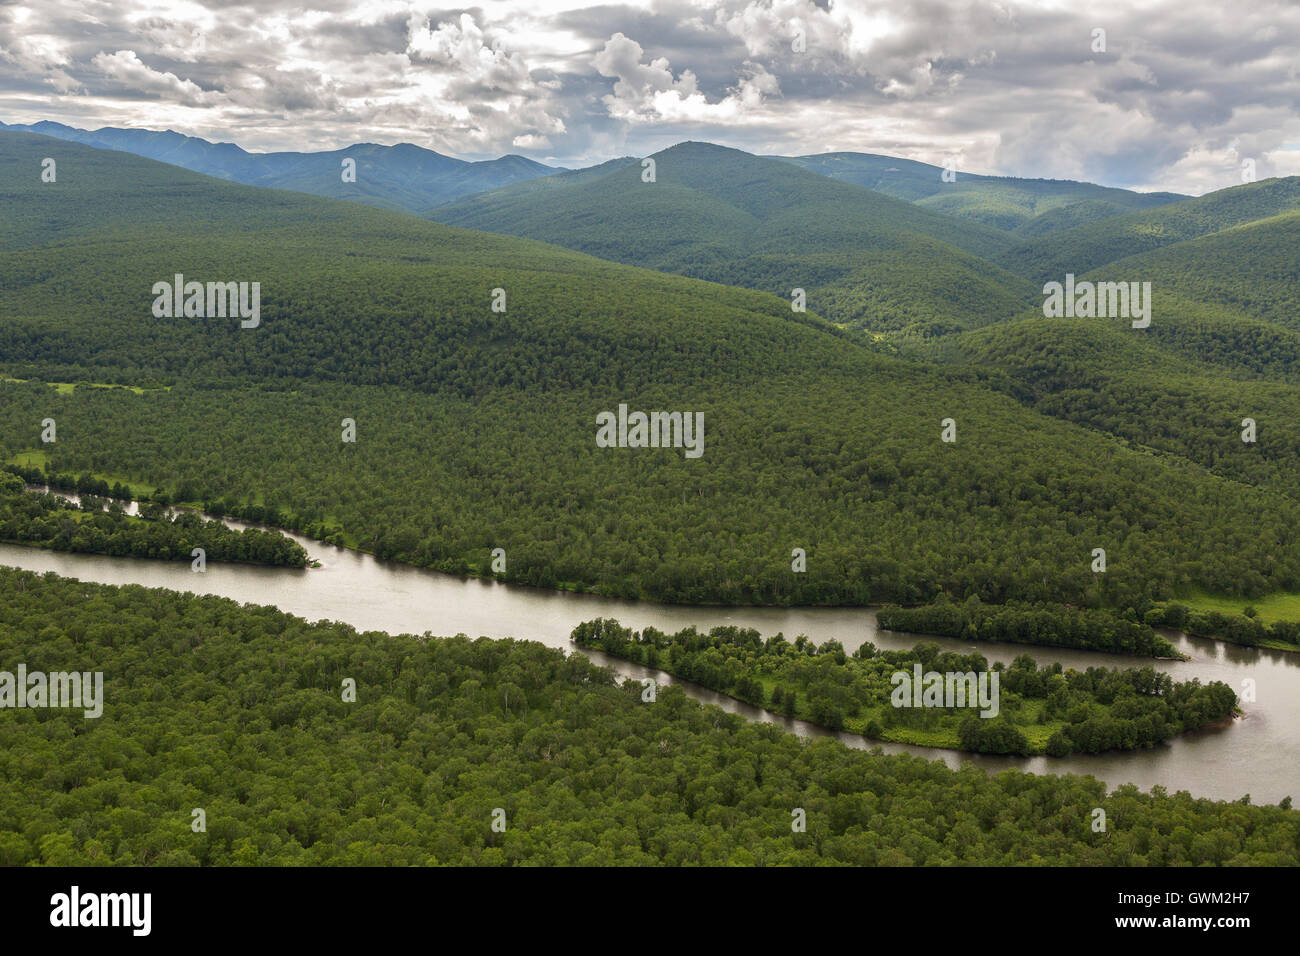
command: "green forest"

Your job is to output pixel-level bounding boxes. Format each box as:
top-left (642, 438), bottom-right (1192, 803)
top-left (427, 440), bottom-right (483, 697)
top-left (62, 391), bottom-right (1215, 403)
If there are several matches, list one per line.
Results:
top-left (0, 469), bottom-right (307, 566)
top-left (876, 599), bottom-right (1182, 657)
top-left (431, 141), bottom-right (1036, 334)
top-left (993, 178), bottom-right (1300, 285)
top-left (880, 597), bottom-right (1300, 655)
top-left (3, 125), bottom-right (1300, 870)
top-left (1145, 603), bottom-right (1300, 651)
top-left (0, 568), bottom-right (1291, 866)
top-left (5, 131), bottom-right (1300, 641)
top-left (569, 618), bottom-right (1236, 756)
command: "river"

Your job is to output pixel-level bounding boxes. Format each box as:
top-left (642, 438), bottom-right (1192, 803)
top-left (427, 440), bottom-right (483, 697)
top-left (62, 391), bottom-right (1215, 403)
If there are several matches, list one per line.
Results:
top-left (3, 494), bottom-right (1297, 803)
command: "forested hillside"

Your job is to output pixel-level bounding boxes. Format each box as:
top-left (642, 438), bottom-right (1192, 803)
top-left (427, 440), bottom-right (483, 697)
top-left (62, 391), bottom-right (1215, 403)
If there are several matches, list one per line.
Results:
top-left (952, 315), bottom-right (1300, 505)
top-left (0, 569), bottom-right (1292, 866)
top-left (430, 141), bottom-right (1034, 333)
top-left (946, 197), bottom-right (1300, 514)
top-left (1085, 210), bottom-right (1300, 332)
top-left (4, 129), bottom-right (1300, 620)
top-left (994, 177), bottom-right (1300, 284)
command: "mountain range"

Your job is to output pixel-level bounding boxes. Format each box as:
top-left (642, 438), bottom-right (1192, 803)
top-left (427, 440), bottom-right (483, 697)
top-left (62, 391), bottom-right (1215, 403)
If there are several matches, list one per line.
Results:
top-left (0, 119), bottom-right (560, 213)
top-left (3, 118), bottom-right (1190, 230)
top-left (777, 151), bottom-right (1187, 234)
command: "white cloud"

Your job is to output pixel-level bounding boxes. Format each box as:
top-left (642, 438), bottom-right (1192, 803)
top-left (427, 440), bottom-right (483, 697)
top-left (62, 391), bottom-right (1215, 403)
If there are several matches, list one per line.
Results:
top-left (595, 32), bottom-right (779, 124)
top-left (91, 49), bottom-right (218, 106)
top-left (0, 30), bottom-right (81, 92)
top-left (131, 16), bottom-right (209, 63)
top-left (406, 12), bottom-right (529, 90)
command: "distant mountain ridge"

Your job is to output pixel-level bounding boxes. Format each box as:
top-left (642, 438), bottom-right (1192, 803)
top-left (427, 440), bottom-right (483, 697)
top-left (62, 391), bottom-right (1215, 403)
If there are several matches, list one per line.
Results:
top-left (429, 140), bottom-right (1037, 334)
top-left (12, 120), bottom-right (1276, 345)
top-left (0, 119), bottom-right (560, 213)
top-left (6, 119), bottom-right (1197, 231)
top-left (778, 152), bottom-right (1188, 233)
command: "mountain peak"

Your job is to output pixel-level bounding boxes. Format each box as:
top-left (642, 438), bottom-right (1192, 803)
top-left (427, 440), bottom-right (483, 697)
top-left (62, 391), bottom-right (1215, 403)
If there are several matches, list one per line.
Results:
top-left (655, 140), bottom-right (749, 158)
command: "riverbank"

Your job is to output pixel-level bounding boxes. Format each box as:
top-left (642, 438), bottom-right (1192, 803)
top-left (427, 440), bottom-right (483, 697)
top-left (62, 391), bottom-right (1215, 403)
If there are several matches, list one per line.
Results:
top-left (571, 618), bottom-right (1239, 758)
top-left (0, 528), bottom-right (1293, 803)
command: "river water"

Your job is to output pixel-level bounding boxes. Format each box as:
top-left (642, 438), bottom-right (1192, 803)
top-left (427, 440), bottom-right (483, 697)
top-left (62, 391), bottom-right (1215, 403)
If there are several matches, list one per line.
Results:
top-left (3, 496), bottom-right (1296, 803)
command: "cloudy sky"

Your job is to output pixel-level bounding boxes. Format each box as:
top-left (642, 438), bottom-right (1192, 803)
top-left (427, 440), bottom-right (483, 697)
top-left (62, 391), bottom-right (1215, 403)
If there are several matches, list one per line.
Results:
top-left (2, 0), bottom-right (1298, 194)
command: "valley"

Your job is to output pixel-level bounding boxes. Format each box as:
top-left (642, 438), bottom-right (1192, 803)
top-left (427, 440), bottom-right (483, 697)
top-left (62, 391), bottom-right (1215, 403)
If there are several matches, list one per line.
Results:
top-left (3, 120), bottom-right (1299, 869)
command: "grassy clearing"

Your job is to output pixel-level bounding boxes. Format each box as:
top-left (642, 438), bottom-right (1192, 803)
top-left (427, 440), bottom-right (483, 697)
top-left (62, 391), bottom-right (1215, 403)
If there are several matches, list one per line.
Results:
top-left (1, 375), bottom-right (169, 395)
top-left (747, 669), bottom-right (1097, 754)
top-left (1181, 590), bottom-right (1300, 624)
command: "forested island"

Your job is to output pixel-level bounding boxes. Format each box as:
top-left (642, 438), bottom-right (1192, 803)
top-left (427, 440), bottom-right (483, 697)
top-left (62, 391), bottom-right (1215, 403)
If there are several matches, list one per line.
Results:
top-left (0, 568), bottom-right (1291, 866)
top-left (878, 597), bottom-right (1300, 655)
top-left (570, 619), bottom-right (1237, 756)
top-left (0, 470), bottom-right (308, 567)
top-left (876, 599), bottom-right (1181, 657)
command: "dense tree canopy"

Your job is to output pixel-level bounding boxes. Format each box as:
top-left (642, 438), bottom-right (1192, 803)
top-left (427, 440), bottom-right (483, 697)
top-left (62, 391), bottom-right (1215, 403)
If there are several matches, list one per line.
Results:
top-left (0, 569), bottom-right (1292, 866)
top-left (0, 469), bottom-right (306, 566)
top-left (876, 598), bottom-right (1184, 657)
top-left (570, 618), bottom-right (1236, 756)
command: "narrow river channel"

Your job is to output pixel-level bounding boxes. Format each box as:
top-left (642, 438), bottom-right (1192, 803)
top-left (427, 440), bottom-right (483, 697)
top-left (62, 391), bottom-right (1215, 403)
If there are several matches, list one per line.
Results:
top-left (3, 493), bottom-right (1296, 803)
